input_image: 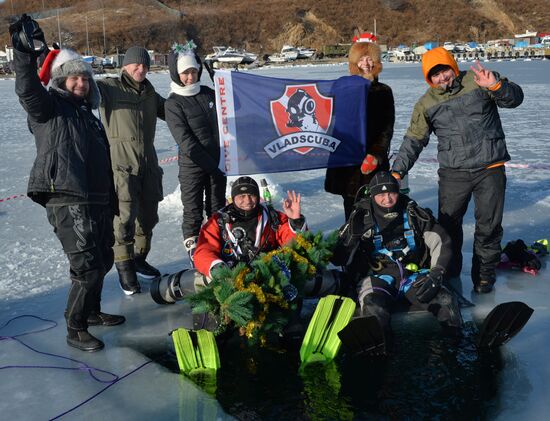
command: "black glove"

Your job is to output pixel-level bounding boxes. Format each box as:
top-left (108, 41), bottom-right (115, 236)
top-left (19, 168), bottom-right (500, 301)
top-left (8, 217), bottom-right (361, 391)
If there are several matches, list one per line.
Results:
top-left (9, 14), bottom-right (47, 55)
top-left (413, 266), bottom-right (444, 303)
top-left (503, 240), bottom-right (541, 270)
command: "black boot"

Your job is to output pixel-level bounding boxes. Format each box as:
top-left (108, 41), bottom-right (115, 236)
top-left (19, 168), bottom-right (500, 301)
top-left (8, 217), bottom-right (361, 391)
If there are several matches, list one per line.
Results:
top-left (67, 329), bottom-right (104, 352)
top-left (87, 312), bottom-right (126, 326)
top-left (474, 279), bottom-right (494, 294)
top-left (116, 260), bottom-right (141, 295)
top-left (134, 254), bottom-right (160, 278)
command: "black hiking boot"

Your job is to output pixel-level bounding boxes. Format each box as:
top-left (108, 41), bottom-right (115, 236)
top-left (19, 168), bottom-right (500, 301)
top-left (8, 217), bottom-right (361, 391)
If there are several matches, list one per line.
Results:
top-left (66, 329), bottom-right (104, 352)
top-left (474, 279), bottom-right (494, 294)
top-left (116, 260), bottom-right (141, 295)
top-left (134, 254), bottom-right (160, 279)
top-left (87, 312), bottom-right (126, 326)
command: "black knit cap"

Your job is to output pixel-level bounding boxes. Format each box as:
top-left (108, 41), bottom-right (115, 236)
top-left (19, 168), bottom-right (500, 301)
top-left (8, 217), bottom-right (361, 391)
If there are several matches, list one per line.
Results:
top-left (122, 46), bottom-right (151, 67)
top-left (231, 176), bottom-right (259, 199)
top-left (368, 171), bottom-right (400, 196)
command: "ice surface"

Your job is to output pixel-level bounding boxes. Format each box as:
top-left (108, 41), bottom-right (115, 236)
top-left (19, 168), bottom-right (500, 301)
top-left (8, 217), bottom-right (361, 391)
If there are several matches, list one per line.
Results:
top-left (1, 60), bottom-right (549, 419)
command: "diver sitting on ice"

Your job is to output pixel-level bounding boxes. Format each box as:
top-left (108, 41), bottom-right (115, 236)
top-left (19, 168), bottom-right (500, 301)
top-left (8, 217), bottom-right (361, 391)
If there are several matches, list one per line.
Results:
top-left (151, 176), bottom-right (341, 308)
top-left (333, 172), bottom-right (461, 347)
top-left (194, 176), bottom-right (305, 279)
top-left (332, 172), bottom-right (533, 356)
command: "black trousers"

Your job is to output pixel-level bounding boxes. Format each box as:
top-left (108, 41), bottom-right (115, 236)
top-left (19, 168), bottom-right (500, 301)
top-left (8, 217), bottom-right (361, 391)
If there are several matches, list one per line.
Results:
top-left (46, 204), bottom-right (114, 331)
top-left (357, 275), bottom-right (463, 337)
top-left (179, 165), bottom-right (227, 239)
top-left (438, 166), bottom-right (506, 285)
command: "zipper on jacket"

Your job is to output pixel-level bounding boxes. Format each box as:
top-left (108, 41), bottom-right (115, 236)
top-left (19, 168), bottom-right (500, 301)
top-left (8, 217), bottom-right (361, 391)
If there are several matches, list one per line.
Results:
top-left (49, 151), bottom-right (58, 192)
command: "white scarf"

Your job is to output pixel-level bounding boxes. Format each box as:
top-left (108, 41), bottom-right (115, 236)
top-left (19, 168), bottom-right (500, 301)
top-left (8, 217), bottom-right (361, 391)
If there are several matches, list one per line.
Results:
top-left (170, 81), bottom-right (200, 96)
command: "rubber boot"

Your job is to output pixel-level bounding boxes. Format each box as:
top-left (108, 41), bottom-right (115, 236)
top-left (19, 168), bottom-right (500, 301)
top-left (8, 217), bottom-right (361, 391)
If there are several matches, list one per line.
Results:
top-left (66, 329), bottom-right (104, 352)
top-left (116, 260), bottom-right (141, 295)
top-left (472, 256), bottom-right (495, 293)
top-left (134, 253), bottom-right (160, 279)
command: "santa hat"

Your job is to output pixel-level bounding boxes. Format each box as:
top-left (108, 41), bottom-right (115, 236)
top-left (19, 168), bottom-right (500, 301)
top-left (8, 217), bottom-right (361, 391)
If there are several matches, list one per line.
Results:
top-left (38, 49), bottom-right (100, 109)
top-left (38, 49), bottom-right (60, 85)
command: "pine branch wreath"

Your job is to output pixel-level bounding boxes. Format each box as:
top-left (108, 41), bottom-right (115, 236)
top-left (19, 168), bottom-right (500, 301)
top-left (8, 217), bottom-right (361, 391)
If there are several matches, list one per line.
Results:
top-left (185, 231), bottom-right (339, 345)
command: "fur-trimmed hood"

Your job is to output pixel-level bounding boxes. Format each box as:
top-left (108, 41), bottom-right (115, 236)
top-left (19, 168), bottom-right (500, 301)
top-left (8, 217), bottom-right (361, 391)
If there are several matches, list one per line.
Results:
top-left (348, 42), bottom-right (383, 80)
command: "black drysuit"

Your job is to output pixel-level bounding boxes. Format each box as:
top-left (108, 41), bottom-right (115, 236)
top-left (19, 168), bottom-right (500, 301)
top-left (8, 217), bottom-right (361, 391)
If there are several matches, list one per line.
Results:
top-left (332, 195), bottom-right (462, 339)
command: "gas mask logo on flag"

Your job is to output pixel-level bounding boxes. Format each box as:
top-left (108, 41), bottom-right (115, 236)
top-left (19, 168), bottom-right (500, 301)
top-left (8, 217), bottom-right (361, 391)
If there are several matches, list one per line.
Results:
top-left (266, 84), bottom-right (340, 157)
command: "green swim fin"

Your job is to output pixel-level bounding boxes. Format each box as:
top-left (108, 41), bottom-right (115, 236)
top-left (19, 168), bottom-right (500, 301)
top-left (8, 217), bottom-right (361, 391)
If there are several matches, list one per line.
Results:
top-left (300, 295), bottom-right (356, 365)
top-left (337, 315), bottom-right (387, 357)
top-left (171, 328), bottom-right (221, 375)
top-left (476, 301), bottom-right (534, 349)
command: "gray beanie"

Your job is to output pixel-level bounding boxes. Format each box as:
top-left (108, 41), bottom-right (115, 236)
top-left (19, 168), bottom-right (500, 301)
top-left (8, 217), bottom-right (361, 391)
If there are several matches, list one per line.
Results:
top-left (122, 46), bottom-right (151, 67)
top-left (49, 49), bottom-right (100, 109)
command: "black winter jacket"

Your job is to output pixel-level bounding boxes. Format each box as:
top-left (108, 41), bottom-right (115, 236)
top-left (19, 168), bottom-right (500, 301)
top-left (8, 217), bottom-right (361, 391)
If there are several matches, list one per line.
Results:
top-left (14, 50), bottom-right (113, 207)
top-left (164, 86), bottom-right (220, 173)
top-left (393, 70), bottom-right (523, 173)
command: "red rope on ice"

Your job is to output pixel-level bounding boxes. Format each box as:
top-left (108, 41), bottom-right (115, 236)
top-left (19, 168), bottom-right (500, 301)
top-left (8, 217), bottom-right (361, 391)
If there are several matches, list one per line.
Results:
top-left (401, 155), bottom-right (550, 170)
top-left (1, 156), bottom-right (549, 205)
top-left (0, 194), bottom-right (26, 203)
top-left (158, 155), bottom-right (178, 165)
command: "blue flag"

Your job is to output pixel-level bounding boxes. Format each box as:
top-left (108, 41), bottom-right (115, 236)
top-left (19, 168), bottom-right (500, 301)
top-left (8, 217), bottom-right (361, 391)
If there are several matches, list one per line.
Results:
top-left (214, 70), bottom-right (369, 175)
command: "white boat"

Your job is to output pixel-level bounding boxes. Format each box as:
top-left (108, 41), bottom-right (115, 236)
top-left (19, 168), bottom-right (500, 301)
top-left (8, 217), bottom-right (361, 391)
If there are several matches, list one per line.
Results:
top-left (297, 46), bottom-right (316, 59)
top-left (281, 45), bottom-right (299, 61)
top-left (413, 46), bottom-right (427, 55)
top-left (205, 46), bottom-right (257, 65)
top-left (443, 42), bottom-right (455, 51)
top-left (267, 53), bottom-right (287, 63)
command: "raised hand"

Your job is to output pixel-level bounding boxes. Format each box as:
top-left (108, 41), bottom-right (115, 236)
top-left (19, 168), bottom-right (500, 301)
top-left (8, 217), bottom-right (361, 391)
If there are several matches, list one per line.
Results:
top-left (282, 190), bottom-right (301, 219)
top-left (470, 61), bottom-right (498, 88)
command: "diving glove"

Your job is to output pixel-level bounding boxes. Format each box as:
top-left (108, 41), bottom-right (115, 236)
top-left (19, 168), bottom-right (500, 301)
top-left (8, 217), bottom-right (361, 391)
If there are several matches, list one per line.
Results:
top-left (413, 266), bottom-right (444, 303)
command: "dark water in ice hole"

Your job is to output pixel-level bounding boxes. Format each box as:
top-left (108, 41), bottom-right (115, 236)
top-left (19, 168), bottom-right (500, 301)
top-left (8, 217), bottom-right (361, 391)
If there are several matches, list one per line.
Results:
top-left (143, 307), bottom-right (528, 421)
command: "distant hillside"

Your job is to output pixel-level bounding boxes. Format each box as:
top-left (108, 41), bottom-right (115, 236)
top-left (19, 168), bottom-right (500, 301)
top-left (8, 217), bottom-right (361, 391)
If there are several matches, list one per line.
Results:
top-left (1, 0), bottom-right (548, 56)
